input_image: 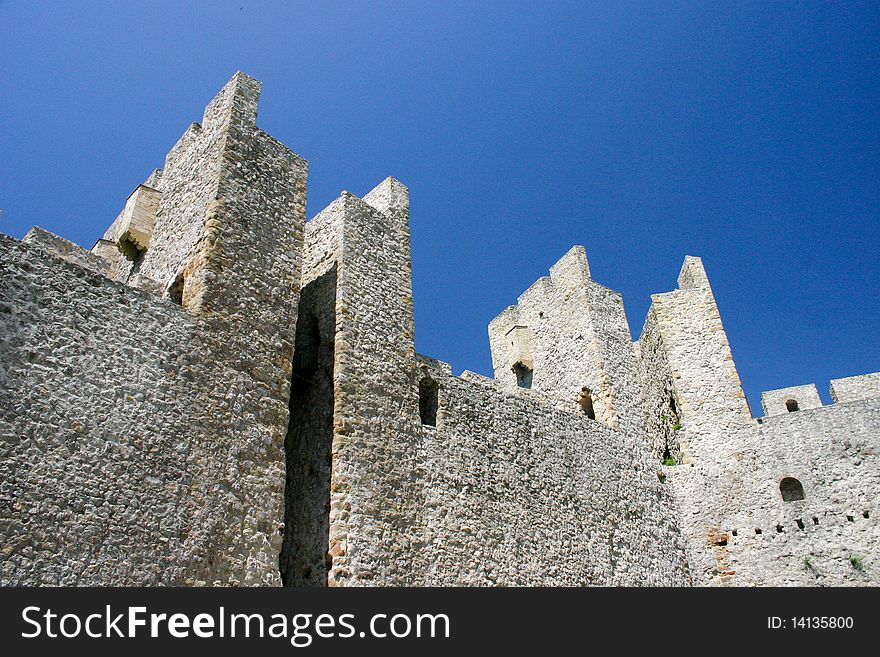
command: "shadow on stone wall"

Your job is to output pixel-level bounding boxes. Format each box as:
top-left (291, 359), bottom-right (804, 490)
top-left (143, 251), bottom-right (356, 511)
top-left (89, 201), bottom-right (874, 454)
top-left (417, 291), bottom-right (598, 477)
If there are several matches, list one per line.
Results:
top-left (280, 266), bottom-right (337, 586)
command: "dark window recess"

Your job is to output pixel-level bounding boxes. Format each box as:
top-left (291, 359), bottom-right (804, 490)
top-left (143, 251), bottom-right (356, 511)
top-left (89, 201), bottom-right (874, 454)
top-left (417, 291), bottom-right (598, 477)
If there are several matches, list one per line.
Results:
top-left (785, 399), bottom-right (799, 412)
top-left (578, 387), bottom-right (596, 419)
top-left (779, 477), bottom-right (805, 502)
top-left (419, 377), bottom-right (439, 426)
top-left (513, 362), bottom-right (533, 389)
top-left (292, 314), bottom-right (321, 380)
top-left (168, 273), bottom-right (185, 305)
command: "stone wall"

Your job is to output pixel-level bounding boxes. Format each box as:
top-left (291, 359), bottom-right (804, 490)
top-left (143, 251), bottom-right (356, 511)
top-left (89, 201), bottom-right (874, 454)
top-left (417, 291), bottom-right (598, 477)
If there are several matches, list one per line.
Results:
top-left (23, 227), bottom-right (111, 277)
top-left (720, 400), bottom-right (880, 586)
top-left (638, 256), bottom-right (880, 586)
top-left (308, 182), bottom-right (423, 586)
top-left (413, 357), bottom-right (691, 586)
top-left (1, 72), bottom-right (308, 586)
top-left (291, 187), bottom-right (691, 585)
top-left (0, 236), bottom-right (197, 584)
top-left (830, 372), bottom-right (880, 404)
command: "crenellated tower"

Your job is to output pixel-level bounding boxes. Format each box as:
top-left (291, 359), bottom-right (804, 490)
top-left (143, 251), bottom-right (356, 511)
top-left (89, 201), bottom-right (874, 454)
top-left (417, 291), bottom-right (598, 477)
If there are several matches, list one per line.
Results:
top-left (488, 246), bottom-right (644, 435)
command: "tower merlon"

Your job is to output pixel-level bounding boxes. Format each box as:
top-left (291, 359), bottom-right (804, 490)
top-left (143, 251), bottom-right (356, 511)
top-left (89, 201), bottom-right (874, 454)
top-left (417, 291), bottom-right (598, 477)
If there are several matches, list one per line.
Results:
top-left (549, 244), bottom-right (591, 289)
top-left (23, 226), bottom-right (111, 277)
top-left (202, 70), bottom-right (262, 132)
top-left (363, 176), bottom-right (409, 220)
top-left (760, 383), bottom-right (822, 416)
top-left (677, 255), bottom-right (711, 291)
top-left (829, 372), bottom-right (880, 404)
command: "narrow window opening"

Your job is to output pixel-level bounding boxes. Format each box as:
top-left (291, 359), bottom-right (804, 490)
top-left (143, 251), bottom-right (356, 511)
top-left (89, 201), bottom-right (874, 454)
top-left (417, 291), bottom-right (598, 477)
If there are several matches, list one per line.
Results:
top-left (812, 516), bottom-right (819, 525)
top-left (795, 518), bottom-right (805, 530)
top-left (512, 362), bottom-right (533, 389)
top-left (776, 524), bottom-right (783, 533)
top-left (863, 510), bottom-right (870, 519)
top-left (779, 477), bottom-right (805, 502)
top-left (668, 392), bottom-right (679, 422)
top-left (578, 387), bottom-right (595, 420)
top-left (281, 267), bottom-right (337, 587)
top-left (168, 272), bottom-right (185, 306)
top-left (785, 399), bottom-right (799, 412)
top-left (419, 376), bottom-right (439, 427)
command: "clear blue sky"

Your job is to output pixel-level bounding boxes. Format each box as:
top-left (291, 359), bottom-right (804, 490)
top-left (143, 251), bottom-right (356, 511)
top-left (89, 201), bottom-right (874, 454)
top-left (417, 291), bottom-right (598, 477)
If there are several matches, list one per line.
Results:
top-left (2, 1), bottom-right (878, 415)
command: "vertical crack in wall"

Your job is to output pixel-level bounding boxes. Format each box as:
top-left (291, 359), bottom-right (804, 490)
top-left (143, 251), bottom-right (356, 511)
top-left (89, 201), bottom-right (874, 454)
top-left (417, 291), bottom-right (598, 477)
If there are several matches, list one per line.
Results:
top-left (280, 266), bottom-right (337, 586)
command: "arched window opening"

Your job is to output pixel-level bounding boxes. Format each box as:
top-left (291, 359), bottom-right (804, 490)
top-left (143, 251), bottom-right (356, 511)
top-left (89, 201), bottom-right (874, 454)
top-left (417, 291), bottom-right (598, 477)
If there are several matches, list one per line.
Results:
top-left (419, 377), bottom-right (439, 427)
top-left (293, 314), bottom-right (321, 380)
top-left (779, 477), bottom-right (805, 502)
top-left (785, 399), bottom-right (799, 413)
top-left (512, 362), bottom-right (532, 389)
top-left (578, 387), bottom-right (595, 420)
top-left (168, 272), bottom-right (185, 306)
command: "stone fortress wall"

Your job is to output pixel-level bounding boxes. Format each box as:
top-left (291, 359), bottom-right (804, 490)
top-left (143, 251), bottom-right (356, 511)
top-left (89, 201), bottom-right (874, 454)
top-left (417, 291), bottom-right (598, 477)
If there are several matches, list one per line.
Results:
top-left (636, 263), bottom-right (880, 586)
top-left (1, 73), bottom-right (876, 586)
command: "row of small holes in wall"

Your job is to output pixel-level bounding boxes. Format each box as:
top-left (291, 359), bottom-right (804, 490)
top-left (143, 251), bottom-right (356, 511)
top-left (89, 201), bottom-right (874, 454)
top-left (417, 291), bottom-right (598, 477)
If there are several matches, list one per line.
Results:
top-left (736, 510), bottom-right (870, 537)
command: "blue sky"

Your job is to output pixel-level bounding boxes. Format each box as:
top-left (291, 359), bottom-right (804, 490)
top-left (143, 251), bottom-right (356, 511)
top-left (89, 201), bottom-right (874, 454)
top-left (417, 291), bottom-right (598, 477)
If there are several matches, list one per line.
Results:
top-left (2, 1), bottom-right (878, 414)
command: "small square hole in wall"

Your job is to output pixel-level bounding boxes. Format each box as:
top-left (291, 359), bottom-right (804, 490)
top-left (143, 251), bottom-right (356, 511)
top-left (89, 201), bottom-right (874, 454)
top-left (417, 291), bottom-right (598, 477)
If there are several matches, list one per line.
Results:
top-left (846, 515), bottom-right (854, 522)
top-left (795, 518), bottom-right (805, 530)
top-left (755, 528), bottom-right (762, 535)
top-left (776, 524), bottom-right (783, 533)
top-left (863, 511), bottom-right (870, 519)
top-left (731, 529), bottom-right (738, 537)
top-left (812, 516), bottom-right (819, 525)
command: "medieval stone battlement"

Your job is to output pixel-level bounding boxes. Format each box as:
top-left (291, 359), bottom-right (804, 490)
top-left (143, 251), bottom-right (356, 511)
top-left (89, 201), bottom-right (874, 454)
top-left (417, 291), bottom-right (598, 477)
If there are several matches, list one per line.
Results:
top-left (1, 73), bottom-right (876, 587)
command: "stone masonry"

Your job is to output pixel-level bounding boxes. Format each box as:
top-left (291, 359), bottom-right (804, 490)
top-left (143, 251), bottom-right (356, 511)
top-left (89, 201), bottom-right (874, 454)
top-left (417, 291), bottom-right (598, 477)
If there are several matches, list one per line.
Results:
top-left (1, 74), bottom-right (877, 586)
